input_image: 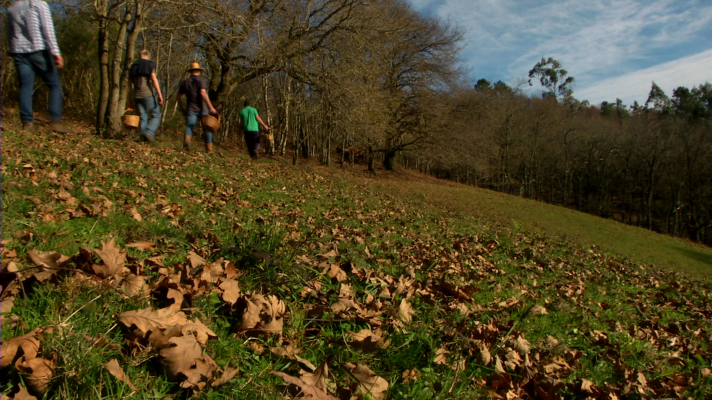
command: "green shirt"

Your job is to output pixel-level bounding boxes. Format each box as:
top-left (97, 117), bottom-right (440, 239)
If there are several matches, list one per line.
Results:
top-left (239, 106), bottom-right (260, 131)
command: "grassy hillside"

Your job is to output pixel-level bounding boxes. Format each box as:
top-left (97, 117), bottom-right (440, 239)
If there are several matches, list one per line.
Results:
top-left (1, 122), bottom-right (711, 399)
top-left (360, 174), bottom-right (712, 279)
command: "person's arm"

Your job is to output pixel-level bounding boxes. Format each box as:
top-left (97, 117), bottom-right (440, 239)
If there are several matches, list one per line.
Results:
top-left (177, 93), bottom-right (185, 114)
top-left (151, 72), bottom-right (164, 105)
top-left (200, 89), bottom-right (217, 115)
top-left (37, 2), bottom-right (63, 68)
top-left (255, 114), bottom-right (270, 130)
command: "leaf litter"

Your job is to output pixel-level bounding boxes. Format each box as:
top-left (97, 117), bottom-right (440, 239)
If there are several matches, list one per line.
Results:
top-left (1, 127), bottom-right (711, 398)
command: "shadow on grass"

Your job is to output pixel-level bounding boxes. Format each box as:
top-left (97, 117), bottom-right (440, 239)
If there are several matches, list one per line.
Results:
top-left (674, 246), bottom-right (712, 269)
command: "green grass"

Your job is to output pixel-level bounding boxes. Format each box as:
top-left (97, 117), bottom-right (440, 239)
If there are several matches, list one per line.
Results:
top-left (1, 124), bottom-right (711, 399)
top-left (367, 177), bottom-right (712, 278)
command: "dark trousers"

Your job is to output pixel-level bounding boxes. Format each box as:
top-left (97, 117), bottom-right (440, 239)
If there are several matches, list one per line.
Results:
top-left (244, 130), bottom-right (260, 159)
top-left (14, 50), bottom-right (63, 123)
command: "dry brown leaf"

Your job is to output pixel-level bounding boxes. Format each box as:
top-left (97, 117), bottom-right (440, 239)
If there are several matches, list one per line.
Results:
top-left (301, 363), bottom-right (329, 392)
top-left (119, 274), bottom-right (148, 296)
top-left (331, 298), bottom-right (360, 313)
top-left (218, 279), bottom-right (240, 306)
top-left (15, 357), bottom-right (54, 396)
top-left (509, 335), bottom-right (531, 353)
top-left (344, 363), bottom-right (388, 400)
top-left (180, 355), bottom-right (217, 391)
top-left (126, 242), bottom-right (155, 251)
top-left (180, 319), bottom-right (217, 346)
top-left (270, 371), bottom-right (338, 400)
top-left (479, 344), bottom-right (492, 366)
top-left (129, 207), bottom-right (143, 222)
top-left (187, 251), bottom-right (206, 269)
top-left (211, 364), bottom-right (239, 387)
top-left (434, 348), bottom-right (450, 365)
top-left (158, 335), bottom-right (202, 380)
top-left (94, 238), bottom-right (127, 278)
top-left (348, 328), bottom-right (390, 351)
top-left (105, 359), bottom-right (139, 391)
top-left (237, 293), bottom-right (286, 334)
top-left (118, 306), bottom-right (188, 336)
top-left (271, 343), bottom-right (300, 358)
top-left (398, 299), bottom-right (414, 323)
top-left (12, 385), bottom-right (38, 400)
top-left (323, 263), bottom-right (347, 282)
top-left (26, 250), bottom-right (69, 282)
top-left (530, 305), bottom-right (548, 316)
top-left (0, 330), bottom-right (40, 368)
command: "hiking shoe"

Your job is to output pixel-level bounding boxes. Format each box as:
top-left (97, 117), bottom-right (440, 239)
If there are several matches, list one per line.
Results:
top-left (49, 121), bottom-right (71, 134)
top-left (141, 132), bottom-right (156, 143)
top-left (0, 120), bottom-right (6, 131)
top-left (22, 122), bottom-right (35, 132)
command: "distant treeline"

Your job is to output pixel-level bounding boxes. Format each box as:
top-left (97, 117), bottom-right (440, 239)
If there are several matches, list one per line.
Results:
top-left (411, 80), bottom-right (712, 246)
top-left (1, 0), bottom-right (710, 244)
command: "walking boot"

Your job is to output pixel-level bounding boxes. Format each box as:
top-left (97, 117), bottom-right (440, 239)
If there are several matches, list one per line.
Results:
top-left (206, 143), bottom-right (213, 154)
top-left (49, 121), bottom-right (71, 134)
top-left (183, 135), bottom-right (191, 151)
top-left (22, 122), bottom-right (35, 133)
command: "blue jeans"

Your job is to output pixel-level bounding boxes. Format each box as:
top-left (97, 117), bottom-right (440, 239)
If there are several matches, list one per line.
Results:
top-left (13, 50), bottom-right (62, 123)
top-left (185, 109), bottom-right (212, 144)
top-left (135, 96), bottom-right (160, 141)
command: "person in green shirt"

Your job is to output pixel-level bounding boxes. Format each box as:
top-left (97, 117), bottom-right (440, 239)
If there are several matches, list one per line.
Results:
top-left (237, 99), bottom-right (270, 159)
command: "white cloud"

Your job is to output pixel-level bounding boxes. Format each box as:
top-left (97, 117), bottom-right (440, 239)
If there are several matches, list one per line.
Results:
top-left (406, 0), bottom-right (712, 102)
top-left (576, 49), bottom-right (712, 106)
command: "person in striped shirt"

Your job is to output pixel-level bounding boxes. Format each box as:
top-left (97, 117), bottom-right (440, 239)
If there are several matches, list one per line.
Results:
top-left (7, 0), bottom-right (70, 133)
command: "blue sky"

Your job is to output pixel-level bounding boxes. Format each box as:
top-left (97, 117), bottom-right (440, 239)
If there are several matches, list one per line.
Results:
top-left (405, 0), bottom-right (712, 107)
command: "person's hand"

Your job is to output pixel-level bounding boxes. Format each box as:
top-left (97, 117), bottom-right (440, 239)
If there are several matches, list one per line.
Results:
top-left (158, 97), bottom-right (164, 106)
top-left (54, 55), bottom-right (64, 68)
top-left (126, 107), bottom-right (134, 112)
top-left (209, 106), bottom-right (217, 115)
top-left (263, 125), bottom-right (270, 131)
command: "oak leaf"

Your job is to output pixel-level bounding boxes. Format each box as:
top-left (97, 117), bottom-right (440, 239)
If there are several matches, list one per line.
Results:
top-left (218, 279), bottom-right (240, 306)
top-left (180, 354), bottom-right (217, 391)
top-left (530, 305), bottom-right (548, 316)
top-left (117, 306), bottom-right (188, 336)
top-left (270, 371), bottom-right (338, 400)
top-left (105, 359), bottom-right (139, 391)
top-left (1, 330), bottom-right (40, 368)
top-left (211, 363), bottom-right (239, 387)
top-left (119, 274), bottom-right (148, 296)
top-left (343, 363), bottom-right (388, 400)
top-left (11, 385), bottom-right (37, 400)
top-left (126, 242), bottom-right (155, 251)
top-left (348, 328), bottom-right (390, 351)
top-left (236, 294), bottom-right (286, 334)
top-left (158, 335), bottom-right (202, 380)
top-left (398, 299), bottom-right (414, 323)
top-left (15, 357), bottom-right (54, 396)
top-left (300, 363), bottom-right (329, 392)
top-left (94, 238), bottom-right (127, 278)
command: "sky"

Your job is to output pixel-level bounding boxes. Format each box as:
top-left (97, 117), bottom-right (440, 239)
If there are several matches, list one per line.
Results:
top-left (405, 0), bottom-right (712, 107)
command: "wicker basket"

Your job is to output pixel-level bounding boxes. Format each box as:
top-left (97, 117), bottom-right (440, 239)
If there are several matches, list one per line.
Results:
top-left (122, 114), bottom-right (140, 130)
top-left (202, 113), bottom-right (221, 133)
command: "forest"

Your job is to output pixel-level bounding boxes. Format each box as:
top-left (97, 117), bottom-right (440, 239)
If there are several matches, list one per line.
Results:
top-left (1, 0), bottom-right (711, 245)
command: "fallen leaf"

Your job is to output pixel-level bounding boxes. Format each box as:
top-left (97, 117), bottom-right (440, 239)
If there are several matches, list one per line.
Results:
top-left (1, 330), bottom-right (40, 368)
top-left (509, 335), bottom-right (531, 354)
top-left (105, 359), bottom-right (139, 391)
top-left (119, 274), bottom-right (147, 296)
top-left (94, 238), bottom-right (127, 278)
top-left (180, 354), bottom-right (217, 391)
top-left (398, 299), bottom-right (414, 323)
top-left (218, 279), bottom-right (240, 306)
top-left (130, 207), bottom-right (143, 222)
top-left (126, 242), bottom-right (155, 251)
top-left (236, 294), bottom-right (286, 334)
top-left (158, 335), bottom-right (202, 380)
top-left (270, 371), bottom-right (338, 400)
top-left (530, 305), bottom-right (548, 316)
top-left (348, 328), bottom-right (390, 351)
top-left (118, 306), bottom-right (188, 336)
top-left (301, 362), bottom-right (329, 391)
top-left (331, 298), bottom-right (359, 313)
top-left (15, 357), bottom-right (54, 396)
top-left (11, 385), bottom-right (37, 400)
top-left (211, 363), bottom-right (239, 387)
top-left (344, 363), bottom-right (388, 400)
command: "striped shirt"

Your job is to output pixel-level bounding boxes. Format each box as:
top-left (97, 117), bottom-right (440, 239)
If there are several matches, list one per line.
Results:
top-left (7, 0), bottom-right (61, 55)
